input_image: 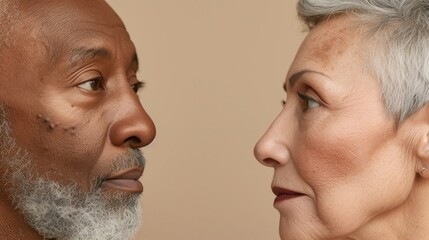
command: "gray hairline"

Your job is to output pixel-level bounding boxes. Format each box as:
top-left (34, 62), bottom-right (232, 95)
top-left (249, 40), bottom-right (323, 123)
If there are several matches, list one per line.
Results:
top-left (297, 0), bottom-right (429, 123)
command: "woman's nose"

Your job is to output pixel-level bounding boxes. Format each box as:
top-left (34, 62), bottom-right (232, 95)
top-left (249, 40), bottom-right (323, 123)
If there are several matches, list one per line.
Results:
top-left (254, 114), bottom-right (290, 168)
top-left (109, 92), bottom-right (156, 149)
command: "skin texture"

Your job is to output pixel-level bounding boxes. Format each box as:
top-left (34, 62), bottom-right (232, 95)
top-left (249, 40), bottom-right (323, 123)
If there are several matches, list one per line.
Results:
top-left (254, 15), bottom-right (429, 240)
top-left (0, 0), bottom-right (155, 239)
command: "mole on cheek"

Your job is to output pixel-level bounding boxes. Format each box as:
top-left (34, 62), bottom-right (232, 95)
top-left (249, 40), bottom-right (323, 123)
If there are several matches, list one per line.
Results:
top-left (63, 126), bottom-right (77, 135)
top-left (37, 114), bottom-right (57, 131)
top-left (37, 114), bottom-right (77, 135)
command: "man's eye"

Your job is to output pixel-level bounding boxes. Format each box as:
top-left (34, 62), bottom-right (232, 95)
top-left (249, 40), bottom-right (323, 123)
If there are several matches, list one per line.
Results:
top-left (78, 78), bottom-right (103, 91)
top-left (131, 81), bottom-right (144, 93)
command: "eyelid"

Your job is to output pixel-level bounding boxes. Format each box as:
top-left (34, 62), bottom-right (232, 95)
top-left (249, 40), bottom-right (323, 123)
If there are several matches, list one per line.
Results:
top-left (297, 92), bottom-right (321, 110)
top-left (77, 76), bottom-right (104, 91)
top-left (297, 92), bottom-right (317, 102)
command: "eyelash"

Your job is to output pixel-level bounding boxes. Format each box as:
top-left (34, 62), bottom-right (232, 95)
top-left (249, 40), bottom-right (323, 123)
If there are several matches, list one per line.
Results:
top-left (78, 76), bottom-right (104, 91)
top-left (78, 77), bottom-right (145, 94)
top-left (131, 81), bottom-right (145, 93)
top-left (297, 92), bottom-right (319, 111)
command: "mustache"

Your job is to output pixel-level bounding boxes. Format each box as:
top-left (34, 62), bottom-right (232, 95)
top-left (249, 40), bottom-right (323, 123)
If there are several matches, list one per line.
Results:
top-left (111, 148), bottom-right (145, 170)
top-left (92, 148), bottom-right (146, 190)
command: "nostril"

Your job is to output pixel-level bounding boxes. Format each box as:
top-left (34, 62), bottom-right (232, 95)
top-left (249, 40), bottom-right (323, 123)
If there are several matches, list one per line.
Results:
top-left (125, 136), bottom-right (142, 148)
top-left (108, 101), bottom-right (156, 149)
top-left (254, 137), bottom-right (290, 167)
top-left (263, 158), bottom-right (279, 167)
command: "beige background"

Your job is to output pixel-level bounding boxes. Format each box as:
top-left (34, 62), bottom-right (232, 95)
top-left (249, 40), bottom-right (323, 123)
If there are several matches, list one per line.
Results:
top-left (106, 1), bottom-right (306, 239)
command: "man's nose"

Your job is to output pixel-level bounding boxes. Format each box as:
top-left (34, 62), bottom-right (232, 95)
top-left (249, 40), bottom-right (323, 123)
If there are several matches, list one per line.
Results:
top-left (253, 113), bottom-right (290, 168)
top-left (109, 91), bottom-right (156, 149)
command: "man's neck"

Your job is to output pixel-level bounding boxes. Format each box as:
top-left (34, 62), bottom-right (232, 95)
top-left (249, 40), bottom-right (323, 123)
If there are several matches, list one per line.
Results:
top-left (0, 192), bottom-right (43, 240)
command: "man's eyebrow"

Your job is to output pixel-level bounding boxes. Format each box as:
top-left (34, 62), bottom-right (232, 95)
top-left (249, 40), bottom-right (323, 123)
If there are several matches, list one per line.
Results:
top-left (283, 69), bottom-right (330, 91)
top-left (69, 47), bottom-right (110, 68)
top-left (68, 47), bottom-right (140, 71)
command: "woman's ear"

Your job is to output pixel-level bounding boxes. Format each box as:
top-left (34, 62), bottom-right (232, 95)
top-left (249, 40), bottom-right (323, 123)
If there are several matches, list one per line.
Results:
top-left (413, 104), bottom-right (429, 178)
top-left (416, 132), bottom-right (429, 177)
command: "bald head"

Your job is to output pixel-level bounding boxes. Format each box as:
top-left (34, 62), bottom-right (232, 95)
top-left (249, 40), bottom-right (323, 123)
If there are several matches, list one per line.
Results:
top-left (0, 0), bottom-right (22, 52)
top-left (0, 0), bottom-right (135, 99)
top-left (0, 0), bottom-right (127, 70)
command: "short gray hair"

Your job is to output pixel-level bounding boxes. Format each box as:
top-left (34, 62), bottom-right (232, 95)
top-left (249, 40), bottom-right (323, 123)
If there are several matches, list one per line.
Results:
top-left (297, 0), bottom-right (429, 122)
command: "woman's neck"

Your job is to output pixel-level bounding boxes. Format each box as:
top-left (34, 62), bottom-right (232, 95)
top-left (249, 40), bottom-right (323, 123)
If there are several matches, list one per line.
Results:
top-left (349, 178), bottom-right (429, 240)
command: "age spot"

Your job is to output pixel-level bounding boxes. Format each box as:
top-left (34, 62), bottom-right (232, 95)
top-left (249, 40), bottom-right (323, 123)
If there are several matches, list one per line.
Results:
top-left (37, 114), bottom-right (57, 131)
top-left (63, 126), bottom-right (77, 135)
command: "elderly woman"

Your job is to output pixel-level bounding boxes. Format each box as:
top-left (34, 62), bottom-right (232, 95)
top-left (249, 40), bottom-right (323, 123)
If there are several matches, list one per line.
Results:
top-left (254, 0), bottom-right (429, 239)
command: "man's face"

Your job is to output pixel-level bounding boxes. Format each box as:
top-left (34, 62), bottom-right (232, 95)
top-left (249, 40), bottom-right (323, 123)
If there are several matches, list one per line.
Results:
top-left (0, 0), bottom-right (155, 238)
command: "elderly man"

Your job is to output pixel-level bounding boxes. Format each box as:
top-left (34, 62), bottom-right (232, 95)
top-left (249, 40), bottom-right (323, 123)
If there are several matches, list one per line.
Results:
top-left (0, 0), bottom-right (156, 239)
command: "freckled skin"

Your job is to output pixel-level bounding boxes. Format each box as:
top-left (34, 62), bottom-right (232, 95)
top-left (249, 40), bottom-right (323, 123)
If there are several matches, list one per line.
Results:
top-left (304, 17), bottom-right (350, 68)
top-left (0, 0), bottom-right (156, 239)
top-left (255, 15), bottom-right (429, 240)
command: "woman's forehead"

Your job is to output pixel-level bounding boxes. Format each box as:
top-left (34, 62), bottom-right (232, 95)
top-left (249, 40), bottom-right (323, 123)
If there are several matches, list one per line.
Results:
top-left (287, 16), bottom-right (365, 78)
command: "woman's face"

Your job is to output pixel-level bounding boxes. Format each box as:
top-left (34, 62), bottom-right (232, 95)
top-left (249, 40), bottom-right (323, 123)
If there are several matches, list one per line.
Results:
top-left (254, 15), bottom-right (420, 239)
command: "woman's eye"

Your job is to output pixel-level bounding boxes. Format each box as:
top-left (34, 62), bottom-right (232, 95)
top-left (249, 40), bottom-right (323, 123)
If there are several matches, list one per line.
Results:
top-left (307, 98), bottom-right (320, 109)
top-left (78, 78), bottom-right (103, 91)
top-left (131, 81), bottom-right (145, 93)
top-left (298, 93), bottom-right (320, 111)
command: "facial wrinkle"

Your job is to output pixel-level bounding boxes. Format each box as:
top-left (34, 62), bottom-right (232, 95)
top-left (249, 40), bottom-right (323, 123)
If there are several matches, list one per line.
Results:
top-left (1, 104), bottom-right (144, 240)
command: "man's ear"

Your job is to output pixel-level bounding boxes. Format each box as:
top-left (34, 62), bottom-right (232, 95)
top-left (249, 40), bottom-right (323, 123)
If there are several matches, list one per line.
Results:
top-left (414, 104), bottom-right (429, 178)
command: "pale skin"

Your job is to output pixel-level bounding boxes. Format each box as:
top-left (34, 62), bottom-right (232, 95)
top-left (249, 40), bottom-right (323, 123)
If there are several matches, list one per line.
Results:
top-left (254, 15), bottom-right (429, 240)
top-left (0, 1), bottom-right (155, 239)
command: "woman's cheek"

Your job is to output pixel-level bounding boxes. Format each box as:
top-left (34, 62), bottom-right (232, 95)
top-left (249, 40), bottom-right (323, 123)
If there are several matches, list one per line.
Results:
top-left (294, 128), bottom-right (366, 184)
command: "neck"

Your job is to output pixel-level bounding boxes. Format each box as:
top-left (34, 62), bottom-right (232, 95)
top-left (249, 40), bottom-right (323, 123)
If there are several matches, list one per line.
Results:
top-left (0, 191), bottom-right (43, 240)
top-left (349, 177), bottom-right (429, 240)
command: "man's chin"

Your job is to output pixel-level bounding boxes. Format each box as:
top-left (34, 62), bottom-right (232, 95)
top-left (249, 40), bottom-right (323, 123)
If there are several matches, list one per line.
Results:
top-left (12, 176), bottom-right (142, 240)
top-left (5, 158), bottom-right (142, 240)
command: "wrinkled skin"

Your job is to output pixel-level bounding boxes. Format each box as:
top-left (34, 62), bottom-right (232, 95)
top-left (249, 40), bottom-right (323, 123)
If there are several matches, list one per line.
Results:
top-left (254, 15), bottom-right (429, 240)
top-left (0, 0), bottom-right (155, 238)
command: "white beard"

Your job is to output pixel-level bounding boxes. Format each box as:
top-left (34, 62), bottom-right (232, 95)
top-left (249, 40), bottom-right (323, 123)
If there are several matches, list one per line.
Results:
top-left (0, 105), bottom-right (144, 240)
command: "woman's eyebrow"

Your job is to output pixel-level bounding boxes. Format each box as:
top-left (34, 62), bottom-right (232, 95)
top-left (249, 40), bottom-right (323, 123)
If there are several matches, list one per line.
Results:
top-left (131, 53), bottom-right (139, 71)
top-left (283, 69), bottom-right (331, 91)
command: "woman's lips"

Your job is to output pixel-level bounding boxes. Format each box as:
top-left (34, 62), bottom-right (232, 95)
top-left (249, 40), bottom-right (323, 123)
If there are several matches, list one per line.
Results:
top-left (272, 186), bottom-right (304, 204)
top-left (101, 167), bottom-right (144, 193)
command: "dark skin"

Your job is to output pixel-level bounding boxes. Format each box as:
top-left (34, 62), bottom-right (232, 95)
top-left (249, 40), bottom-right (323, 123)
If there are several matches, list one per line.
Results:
top-left (0, 0), bottom-right (156, 239)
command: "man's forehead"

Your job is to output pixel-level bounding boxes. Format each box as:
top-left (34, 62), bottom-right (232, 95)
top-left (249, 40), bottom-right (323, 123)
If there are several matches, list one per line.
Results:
top-left (16, 0), bottom-right (132, 61)
top-left (17, 0), bottom-right (125, 29)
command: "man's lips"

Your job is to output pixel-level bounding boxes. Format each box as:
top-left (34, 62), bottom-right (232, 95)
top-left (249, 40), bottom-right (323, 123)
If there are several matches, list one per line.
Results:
top-left (272, 186), bottom-right (304, 204)
top-left (101, 167), bottom-right (144, 193)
